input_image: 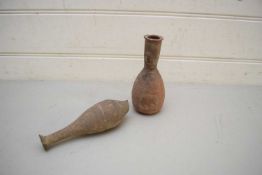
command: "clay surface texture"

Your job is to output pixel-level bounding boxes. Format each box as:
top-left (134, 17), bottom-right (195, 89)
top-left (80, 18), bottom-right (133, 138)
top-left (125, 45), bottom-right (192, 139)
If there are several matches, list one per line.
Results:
top-left (132, 35), bottom-right (165, 115)
top-left (39, 99), bottom-right (129, 150)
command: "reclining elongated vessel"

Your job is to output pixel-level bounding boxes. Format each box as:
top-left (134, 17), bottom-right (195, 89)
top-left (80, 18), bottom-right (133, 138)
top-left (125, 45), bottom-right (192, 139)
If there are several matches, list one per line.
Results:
top-left (39, 99), bottom-right (129, 150)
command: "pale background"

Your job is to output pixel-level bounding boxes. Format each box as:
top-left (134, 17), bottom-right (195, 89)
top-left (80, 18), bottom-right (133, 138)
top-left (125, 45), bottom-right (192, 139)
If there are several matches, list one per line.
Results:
top-left (0, 0), bottom-right (262, 84)
top-left (0, 1), bottom-right (262, 175)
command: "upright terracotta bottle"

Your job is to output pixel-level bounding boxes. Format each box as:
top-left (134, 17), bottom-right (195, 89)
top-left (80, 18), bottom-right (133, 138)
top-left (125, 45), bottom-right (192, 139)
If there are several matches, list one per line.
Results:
top-left (132, 34), bottom-right (165, 115)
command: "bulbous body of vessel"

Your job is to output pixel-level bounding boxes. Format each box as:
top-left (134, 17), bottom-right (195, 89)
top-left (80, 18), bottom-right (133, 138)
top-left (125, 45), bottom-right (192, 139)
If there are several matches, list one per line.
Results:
top-left (132, 35), bottom-right (165, 115)
top-left (39, 99), bottom-right (129, 150)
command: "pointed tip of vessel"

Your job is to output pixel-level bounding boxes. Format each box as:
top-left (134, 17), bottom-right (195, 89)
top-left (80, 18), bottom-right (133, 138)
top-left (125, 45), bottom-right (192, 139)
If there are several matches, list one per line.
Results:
top-left (39, 134), bottom-right (49, 151)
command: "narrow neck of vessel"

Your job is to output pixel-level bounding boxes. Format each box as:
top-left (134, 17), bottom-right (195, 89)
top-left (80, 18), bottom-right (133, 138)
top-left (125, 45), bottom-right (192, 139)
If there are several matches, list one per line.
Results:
top-left (144, 35), bottom-right (163, 70)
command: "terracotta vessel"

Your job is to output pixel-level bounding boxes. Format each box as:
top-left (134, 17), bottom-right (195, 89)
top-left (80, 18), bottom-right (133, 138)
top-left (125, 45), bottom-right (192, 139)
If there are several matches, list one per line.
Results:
top-left (132, 34), bottom-right (165, 115)
top-left (39, 99), bottom-right (129, 150)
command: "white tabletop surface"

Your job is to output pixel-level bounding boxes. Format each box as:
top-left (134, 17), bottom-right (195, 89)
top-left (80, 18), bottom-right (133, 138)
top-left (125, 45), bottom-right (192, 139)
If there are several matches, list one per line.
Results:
top-left (0, 80), bottom-right (261, 175)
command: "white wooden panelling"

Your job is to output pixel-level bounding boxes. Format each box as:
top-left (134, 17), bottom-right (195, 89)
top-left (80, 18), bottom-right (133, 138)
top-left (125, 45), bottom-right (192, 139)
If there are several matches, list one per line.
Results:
top-left (0, 0), bottom-right (262, 84)
top-left (1, 0), bottom-right (262, 17)
top-left (1, 15), bottom-right (262, 60)
top-left (0, 55), bottom-right (262, 85)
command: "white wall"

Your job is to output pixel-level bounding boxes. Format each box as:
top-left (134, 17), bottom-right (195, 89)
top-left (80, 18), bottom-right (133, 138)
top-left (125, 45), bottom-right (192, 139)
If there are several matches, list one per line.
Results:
top-left (0, 0), bottom-right (262, 84)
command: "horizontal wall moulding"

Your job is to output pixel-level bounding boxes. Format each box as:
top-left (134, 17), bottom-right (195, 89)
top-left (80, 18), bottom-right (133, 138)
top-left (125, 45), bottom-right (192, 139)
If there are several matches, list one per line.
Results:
top-left (0, 10), bottom-right (262, 22)
top-left (0, 56), bottom-right (261, 85)
top-left (1, 15), bottom-right (262, 60)
top-left (0, 53), bottom-right (262, 63)
top-left (1, 0), bottom-right (262, 18)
